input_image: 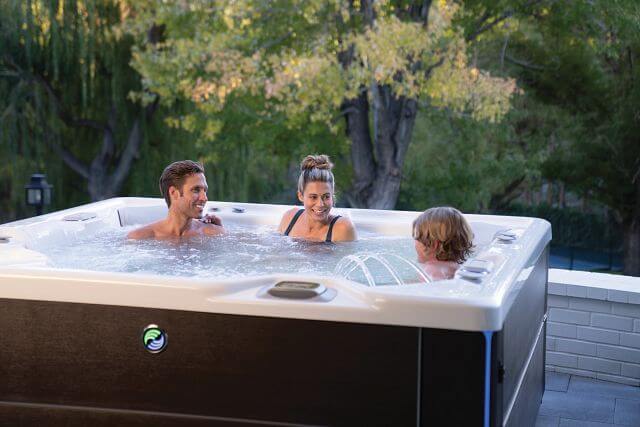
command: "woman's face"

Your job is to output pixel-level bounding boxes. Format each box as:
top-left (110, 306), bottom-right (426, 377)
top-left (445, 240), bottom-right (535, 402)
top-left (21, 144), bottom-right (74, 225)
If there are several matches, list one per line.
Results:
top-left (298, 181), bottom-right (334, 223)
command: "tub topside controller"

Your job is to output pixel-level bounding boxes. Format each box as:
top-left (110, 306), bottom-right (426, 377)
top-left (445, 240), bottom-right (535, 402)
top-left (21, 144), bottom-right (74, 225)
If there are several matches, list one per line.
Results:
top-left (268, 281), bottom-right (327, 299)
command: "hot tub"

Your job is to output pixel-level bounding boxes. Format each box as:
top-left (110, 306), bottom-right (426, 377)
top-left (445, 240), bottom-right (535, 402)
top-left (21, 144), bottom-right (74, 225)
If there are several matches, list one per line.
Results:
top-left (0, 197), bottom-right (550, 427)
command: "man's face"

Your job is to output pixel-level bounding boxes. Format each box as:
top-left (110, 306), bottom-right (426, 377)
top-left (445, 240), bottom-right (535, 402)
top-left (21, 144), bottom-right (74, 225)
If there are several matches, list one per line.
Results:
top-left (170, 173), bottom-right (208, 218)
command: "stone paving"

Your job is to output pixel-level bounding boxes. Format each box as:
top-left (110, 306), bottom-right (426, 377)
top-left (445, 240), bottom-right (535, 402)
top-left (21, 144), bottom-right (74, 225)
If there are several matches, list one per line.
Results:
top-left (536, 372), bottom-right (640, 427)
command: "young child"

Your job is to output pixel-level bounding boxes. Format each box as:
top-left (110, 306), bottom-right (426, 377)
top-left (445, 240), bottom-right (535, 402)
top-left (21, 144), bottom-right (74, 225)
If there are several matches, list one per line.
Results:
top-left (412, 207), bottom-right (474, 281)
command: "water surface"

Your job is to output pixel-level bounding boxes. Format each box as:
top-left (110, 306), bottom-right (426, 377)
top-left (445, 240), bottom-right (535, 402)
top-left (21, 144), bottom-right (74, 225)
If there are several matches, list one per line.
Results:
top-left (30, 224), bottom-right (427, 285)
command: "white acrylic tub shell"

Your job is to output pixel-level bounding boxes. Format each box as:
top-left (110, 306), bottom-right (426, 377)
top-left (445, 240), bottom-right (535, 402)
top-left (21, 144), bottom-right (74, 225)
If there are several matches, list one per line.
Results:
top-left (0, 197), bottom-right (551, 332)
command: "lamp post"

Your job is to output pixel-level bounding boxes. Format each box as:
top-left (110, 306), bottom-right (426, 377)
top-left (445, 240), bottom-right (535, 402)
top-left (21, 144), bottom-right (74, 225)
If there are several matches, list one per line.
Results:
top-left (24, 174), bottom-right (53, 216)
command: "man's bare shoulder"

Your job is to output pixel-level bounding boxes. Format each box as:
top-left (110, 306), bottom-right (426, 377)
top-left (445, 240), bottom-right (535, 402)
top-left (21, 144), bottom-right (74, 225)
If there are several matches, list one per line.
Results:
top-left (126, 221), bottom-right (162, 240)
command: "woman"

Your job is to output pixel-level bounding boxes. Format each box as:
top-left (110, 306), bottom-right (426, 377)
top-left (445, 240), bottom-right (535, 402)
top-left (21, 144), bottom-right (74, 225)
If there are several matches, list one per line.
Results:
top-left (278, 155), bottom-right (356, 242)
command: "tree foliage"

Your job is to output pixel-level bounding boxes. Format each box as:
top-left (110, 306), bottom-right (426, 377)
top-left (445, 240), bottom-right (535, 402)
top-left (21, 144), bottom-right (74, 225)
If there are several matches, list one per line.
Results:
top-left (1, 0), bottom-right (637, 275)
top-left (0, 0), bottom-right (150, 205)
top-left (399, 93), bottom-right (573, 212)
top-left (478, 0), bottom-right (640, 274)
top-left (124, 0), bottom-right (518, 208)
top-left (0, 0), bottom-right (341, 220)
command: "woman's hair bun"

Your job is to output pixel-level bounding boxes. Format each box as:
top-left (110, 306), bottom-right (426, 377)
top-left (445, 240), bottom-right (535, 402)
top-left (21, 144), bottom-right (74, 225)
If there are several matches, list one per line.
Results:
top-left (300, 154), bottom-right (333, 171)
top-left (297, 154), bottom-right (336, 193)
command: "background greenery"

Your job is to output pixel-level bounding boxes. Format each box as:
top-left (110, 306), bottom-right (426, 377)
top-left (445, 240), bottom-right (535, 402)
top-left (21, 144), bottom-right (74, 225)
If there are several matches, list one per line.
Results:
top-left (0, 0), bottom-right (637, 274)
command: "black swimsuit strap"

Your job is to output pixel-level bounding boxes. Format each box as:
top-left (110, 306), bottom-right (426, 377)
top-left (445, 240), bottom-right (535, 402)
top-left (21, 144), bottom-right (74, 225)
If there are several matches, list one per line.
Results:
top-left (325, 215), bottom-right (341, 242)
top-left (284, 209), bottom-right (305, 236)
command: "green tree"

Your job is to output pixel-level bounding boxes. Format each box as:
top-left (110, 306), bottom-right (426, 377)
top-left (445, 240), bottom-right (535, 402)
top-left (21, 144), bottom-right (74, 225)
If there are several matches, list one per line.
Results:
top-left (0, 0), bottom-right (349, 221)
top-left (399, 93), bottom-right (571, 212)
top-left (495, 0), bottom-right (640, 275)
top-left (124, 0), bottom-right (533, 209)
top-left (0, 0), bottom-right (158, 203)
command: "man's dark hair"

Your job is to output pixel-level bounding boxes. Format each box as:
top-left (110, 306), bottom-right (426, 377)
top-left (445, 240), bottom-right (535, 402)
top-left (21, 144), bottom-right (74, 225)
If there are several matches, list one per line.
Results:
top-left (159, 160), bottom-right (205, 207)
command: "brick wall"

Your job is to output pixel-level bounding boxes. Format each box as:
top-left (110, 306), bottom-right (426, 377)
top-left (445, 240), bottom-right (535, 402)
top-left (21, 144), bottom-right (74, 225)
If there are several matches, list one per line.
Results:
top-left (546, 269), bottom-right (640, 386)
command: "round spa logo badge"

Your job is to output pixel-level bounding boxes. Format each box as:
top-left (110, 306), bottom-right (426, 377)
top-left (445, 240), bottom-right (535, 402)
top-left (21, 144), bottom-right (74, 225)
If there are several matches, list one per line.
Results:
top-left (142, 324), bottom-right (168, 354)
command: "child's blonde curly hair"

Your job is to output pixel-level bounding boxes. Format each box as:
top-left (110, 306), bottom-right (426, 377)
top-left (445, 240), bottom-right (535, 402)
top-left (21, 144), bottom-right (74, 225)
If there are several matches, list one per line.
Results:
top-left (412, 207), bottom-right (474, 263)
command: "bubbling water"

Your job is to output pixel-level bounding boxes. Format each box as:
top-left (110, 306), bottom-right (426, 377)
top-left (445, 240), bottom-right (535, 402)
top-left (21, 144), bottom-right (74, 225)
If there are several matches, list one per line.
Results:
top-left (29, 223), bottom-right (428, 285)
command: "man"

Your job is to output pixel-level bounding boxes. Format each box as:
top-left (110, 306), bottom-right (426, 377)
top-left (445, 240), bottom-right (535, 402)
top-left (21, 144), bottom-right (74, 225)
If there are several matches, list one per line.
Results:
top-left (127, 160), bottom-right (224, 239)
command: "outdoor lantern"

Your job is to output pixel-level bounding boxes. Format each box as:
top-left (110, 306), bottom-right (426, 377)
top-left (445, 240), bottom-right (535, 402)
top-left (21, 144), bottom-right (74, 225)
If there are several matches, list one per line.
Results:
top-left (24, 173), bottom-right (53, 216)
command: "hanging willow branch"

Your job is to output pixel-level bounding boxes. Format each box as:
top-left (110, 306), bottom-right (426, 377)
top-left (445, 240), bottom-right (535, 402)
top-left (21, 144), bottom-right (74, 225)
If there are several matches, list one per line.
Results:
top-left (3, 55), bottom-right (107, 132)
top-left (0, 0), bottom-right (160, 200)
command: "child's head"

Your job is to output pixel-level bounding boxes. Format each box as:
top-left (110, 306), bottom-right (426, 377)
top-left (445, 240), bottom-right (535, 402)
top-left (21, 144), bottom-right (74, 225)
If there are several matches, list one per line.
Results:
top-left (412, 207), bottom-right (474, 264)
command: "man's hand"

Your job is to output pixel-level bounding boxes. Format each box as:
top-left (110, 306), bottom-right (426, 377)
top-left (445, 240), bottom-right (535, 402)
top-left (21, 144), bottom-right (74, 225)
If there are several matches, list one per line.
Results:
top-left (201, 213), bottom-right (223, 226)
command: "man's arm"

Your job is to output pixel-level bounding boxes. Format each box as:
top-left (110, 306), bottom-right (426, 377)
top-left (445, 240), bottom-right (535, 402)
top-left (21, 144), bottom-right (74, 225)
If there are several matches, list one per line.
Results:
top-left (202, 223), bottom-right (225, 236)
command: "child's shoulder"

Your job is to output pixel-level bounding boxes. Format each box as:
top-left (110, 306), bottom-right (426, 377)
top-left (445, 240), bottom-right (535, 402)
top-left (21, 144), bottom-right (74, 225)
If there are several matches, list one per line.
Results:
top-left (420, 260), bottom-right (459, 281)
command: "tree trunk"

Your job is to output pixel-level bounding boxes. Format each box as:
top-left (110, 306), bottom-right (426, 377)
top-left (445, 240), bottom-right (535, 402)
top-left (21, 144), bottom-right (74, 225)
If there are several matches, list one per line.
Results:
top-left (85, 103), bottom-right (155, 201)
top-left (343, 87), bottom-right (418, 209)
top-left (622, 216), bottom-right (640, 276)
top-left (622, 178), bottom-right (640, 276)
top-left (339, 1), bottom-right (423, 210)
top-left (546, 181), bottom-right (554, 205)
top-left (368, 86), bottom-right (418, 209)
top-left (343, 91), bottom-right (375, 207)
top-left (489, 176), bottom-right (525, 211)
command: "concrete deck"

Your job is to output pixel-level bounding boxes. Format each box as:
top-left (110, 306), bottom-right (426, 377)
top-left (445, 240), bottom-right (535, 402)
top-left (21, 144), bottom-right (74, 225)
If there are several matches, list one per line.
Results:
top-left (536, 372), bottom-right (640, 426)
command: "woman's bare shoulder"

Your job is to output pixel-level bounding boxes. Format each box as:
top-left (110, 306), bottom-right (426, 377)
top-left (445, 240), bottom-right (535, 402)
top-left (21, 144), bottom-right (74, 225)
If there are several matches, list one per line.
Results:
top-left (278, 207), bottom-right (302, 233)
top-left (331, 216), bottom-right (357, 242)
